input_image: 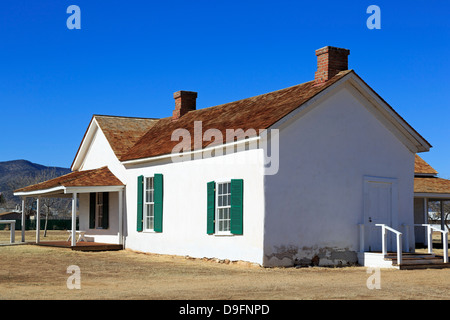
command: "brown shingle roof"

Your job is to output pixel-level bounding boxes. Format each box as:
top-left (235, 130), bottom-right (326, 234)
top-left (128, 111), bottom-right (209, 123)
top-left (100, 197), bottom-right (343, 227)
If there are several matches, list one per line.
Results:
top-left (95, 115), bottom-right (158, 159)
top-left (414, 155), bottom-right (438, 175)
top-left (15, 166), bottom-right (124, 193)
top-left (413, 156), bottom-right (450, 194)
top-left (121, 70), bottom-right (353, 161)
top-left (414, 177), bottom-right (450, 194)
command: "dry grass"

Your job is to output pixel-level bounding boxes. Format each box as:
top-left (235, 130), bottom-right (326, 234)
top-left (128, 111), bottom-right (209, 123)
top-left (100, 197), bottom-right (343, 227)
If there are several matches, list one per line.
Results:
top-left (0, 231), bottom-right (449, 300)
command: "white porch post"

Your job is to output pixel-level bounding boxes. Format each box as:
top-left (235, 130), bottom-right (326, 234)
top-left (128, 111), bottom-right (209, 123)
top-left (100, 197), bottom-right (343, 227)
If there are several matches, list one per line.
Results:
top-left (35, 197), bottom-right (40, 243)
top-left (440, 200), bottom-right (445, 242)
top-left (427, 225), bottom-right (433, 254)
top-left (396, 233), bottom-right (403, 265)
top-left (21, 197), bottom-right (26, 242)
top-left (71, 192), bottom-right (77, 247)
top-left (424, 198), bottom-right (428, 246)
top-left (381, 225), bottom-right (387, 256)
top-left (443, 232), bottom-right (448, 263)
top-left (118, 190), bottom-right (123, 245)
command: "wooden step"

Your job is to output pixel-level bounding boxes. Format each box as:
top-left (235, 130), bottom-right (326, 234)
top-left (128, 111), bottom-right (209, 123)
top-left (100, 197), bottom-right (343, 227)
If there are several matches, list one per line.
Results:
top-left (386, 256), bottom-right (443, 264)
top-left (392, 258), bottom-right (444, 265)
top-left (383, 252), bottom-right (435, 258)
top-left (383, 253), bottom-right (449, 268)
top-left (398, 263), bottom-right (450, 270)
top-left (385, 255), bottom-right (438, 260)
top-left (358, 252), bottom-right (449, 269)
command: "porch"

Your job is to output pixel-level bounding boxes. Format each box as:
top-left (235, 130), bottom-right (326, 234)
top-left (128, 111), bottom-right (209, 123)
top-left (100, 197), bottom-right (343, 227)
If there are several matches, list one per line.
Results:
top-left (0, 229), bottom-right (123, 252)
top-left (357, 159), bottom-right (450, 269)
top-left (36, 240), bottom-right (123, 251)
top-left (13, 166), bottom-right (125, 249)
top-left (358, 223), bottom-right (449, 269)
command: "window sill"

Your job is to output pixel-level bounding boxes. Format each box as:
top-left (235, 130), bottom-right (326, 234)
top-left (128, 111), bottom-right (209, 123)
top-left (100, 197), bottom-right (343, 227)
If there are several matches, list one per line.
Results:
top-left (214, 232), bottom-right (234, 236)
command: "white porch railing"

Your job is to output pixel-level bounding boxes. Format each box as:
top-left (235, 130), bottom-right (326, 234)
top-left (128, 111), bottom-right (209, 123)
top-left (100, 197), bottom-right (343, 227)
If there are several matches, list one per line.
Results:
top-left (0, 220), bottom-right (16, 244)
top-left (375, 224), bottom-right (403, 265)
top-left (359, 223), bottom-right (403, 265)
top-left (415, 224), bottom-right (448, 263)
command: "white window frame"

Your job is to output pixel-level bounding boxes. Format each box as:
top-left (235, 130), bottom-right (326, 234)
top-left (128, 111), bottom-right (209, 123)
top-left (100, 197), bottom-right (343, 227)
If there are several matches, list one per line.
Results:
top-left (215, 180), bottom-right (232, 235)
top-left (95, 192), bottom-right (104, 229)
top-left (144, 176), bottom-right (155, 232)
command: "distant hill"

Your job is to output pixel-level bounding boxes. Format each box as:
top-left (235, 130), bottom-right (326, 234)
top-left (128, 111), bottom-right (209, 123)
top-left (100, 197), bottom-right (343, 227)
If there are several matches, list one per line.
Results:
top-left (0, 160), bottom-right (71, 207)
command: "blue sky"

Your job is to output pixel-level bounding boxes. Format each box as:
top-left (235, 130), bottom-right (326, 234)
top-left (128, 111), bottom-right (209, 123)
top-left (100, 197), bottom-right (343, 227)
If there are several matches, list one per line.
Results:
top-left (1, 1), bottom-right (449, 177)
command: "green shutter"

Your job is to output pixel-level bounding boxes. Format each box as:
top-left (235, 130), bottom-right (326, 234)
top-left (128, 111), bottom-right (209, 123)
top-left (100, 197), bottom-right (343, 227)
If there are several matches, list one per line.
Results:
top-left (153, 174), bottom-right (163, 233)
top-left (230, 179), bottom-right (243, 235)
top-left (137, 175), bottom-right (144, 232)
top-left (207, 181), bottom-right (215, 234)
top-left (89, 193), bottom-right (96, 229)
top-left (102, 192), bottom-right (109, 229)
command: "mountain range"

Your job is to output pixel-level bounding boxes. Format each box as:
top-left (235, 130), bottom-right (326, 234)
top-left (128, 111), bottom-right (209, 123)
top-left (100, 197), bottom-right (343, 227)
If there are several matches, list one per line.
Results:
top-left (0, 160), bottom-right (70, 206)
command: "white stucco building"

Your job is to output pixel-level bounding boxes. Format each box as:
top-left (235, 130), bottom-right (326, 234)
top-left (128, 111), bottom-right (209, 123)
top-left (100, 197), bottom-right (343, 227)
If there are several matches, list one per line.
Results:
top-left (17, 46), bottom-right (443, 268)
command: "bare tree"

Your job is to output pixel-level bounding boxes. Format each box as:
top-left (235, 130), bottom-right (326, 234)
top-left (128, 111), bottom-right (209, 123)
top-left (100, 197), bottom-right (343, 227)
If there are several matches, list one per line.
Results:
top-left (42, 197), bottom-right (56, 237)
top-left (444, 201), bottom-right (450, 234)
top-left (427, 200), bottom-right (450, 246)
top-left (8, 169), bottom-right (71, 236)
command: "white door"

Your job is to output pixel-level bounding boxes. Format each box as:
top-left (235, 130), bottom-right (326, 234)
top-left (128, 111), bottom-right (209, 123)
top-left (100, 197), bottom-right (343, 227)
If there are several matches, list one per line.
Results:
top-left (363, 177), bottom-right (398, 252)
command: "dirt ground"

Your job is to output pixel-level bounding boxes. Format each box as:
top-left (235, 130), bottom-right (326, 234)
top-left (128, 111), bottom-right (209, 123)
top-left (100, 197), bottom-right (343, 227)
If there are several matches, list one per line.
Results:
top-left (0, 231), bottom-right (449, 301)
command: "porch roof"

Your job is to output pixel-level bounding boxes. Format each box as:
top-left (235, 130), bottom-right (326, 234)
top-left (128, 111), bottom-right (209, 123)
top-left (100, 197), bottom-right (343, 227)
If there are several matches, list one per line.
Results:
top-left (13, 166), bottom-right (124, 198)
top-left (414, 177), bottom-right (450, 198)
top-left (413, 155), bottom-right (450, 198)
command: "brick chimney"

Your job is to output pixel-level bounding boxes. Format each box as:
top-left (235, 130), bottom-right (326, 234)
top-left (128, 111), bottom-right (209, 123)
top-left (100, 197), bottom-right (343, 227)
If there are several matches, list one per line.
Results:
top-left (172, 90), bottom-right (197, 120)
top-left (314, 46), bottom-right (350, 84)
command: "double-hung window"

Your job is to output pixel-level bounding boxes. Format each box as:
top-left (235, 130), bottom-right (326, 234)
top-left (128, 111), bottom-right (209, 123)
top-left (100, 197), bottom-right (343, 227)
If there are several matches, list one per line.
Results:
top-left (137, 174), bottom-right (163, 233)
top-left (207, 179), bottom-right (243, 235)
top-left (144, 177), bottom-right (155, 231)
top-left (216, 182), bottom-right (231, 233)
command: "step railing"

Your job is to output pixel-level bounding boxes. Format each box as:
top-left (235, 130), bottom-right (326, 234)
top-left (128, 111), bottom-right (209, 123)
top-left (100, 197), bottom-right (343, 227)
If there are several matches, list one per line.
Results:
top-left (375, 224), bottom-right (403, 265)
top-left (358, 224), bottom-right (408, 252)
top-left (414, 224), bottom-right (448, 263)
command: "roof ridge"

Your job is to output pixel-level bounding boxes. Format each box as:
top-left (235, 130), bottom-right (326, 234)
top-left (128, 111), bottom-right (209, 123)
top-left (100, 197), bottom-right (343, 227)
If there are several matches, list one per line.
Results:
top-left (200, 80), bottom-right (315, 111)
top-left (121, 70), bottom-right (354, 162)
top-left (94, 114), bottom-right (159, 120)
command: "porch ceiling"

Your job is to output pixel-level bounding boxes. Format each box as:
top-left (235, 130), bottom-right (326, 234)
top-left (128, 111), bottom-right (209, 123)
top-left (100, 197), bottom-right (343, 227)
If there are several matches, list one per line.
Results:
top-left (13, 166), bottom-right (124, 198)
